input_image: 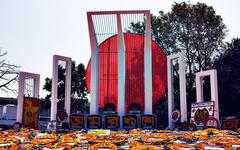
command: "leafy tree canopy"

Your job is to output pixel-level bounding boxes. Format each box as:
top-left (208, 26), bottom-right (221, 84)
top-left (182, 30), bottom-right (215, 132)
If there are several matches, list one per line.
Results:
top-left (214, 38), bottom-right (240, 116)
top-left (128, 1), bottom-right (227, 107)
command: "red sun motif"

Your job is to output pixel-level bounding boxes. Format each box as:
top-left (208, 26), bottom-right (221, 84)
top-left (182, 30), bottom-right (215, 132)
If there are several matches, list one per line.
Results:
top-left (86, 33), bottom-right (167, 112)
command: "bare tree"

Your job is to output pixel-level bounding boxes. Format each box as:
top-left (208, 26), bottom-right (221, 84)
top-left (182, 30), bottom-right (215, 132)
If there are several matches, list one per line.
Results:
top-left (0, 48), bottom-right (20, 95)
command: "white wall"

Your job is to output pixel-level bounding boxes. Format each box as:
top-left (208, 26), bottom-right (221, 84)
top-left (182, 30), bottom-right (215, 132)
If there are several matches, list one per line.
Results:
top-left (2, 104), bottom-right (17, 120)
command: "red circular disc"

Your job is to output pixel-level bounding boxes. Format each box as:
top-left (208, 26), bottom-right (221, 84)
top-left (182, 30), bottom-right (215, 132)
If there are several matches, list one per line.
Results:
top-left (86, 33), bottom-right (167, 112)
top-left (171, 110), bottom-right (180, 122)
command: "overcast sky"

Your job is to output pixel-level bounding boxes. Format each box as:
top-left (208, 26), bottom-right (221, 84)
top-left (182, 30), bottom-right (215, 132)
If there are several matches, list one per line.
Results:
top-left (0, 0), bottom-right (239, 98)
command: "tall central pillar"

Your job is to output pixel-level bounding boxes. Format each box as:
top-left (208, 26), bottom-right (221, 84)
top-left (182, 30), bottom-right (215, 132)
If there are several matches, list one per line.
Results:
top-left (87, 13), bottom-right (99, 115)
top-left (87, 10), bottom-right (152, 119)
top-left (117, 14), bottom-right (126, 128)
top-left (144, 11), bottom-right (152, 114)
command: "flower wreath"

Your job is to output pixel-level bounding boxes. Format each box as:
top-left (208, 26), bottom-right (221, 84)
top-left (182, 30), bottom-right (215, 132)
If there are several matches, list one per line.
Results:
top-left (141, 134), bottom-right (168, 143)
top-left (90, 143), bottom-right (118, 150)
top-left (31, 134), bottom-right (58, 145)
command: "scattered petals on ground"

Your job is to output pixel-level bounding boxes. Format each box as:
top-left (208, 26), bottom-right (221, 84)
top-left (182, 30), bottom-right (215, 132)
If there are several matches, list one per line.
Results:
top-left (0, 128), bottom-right (239, 149)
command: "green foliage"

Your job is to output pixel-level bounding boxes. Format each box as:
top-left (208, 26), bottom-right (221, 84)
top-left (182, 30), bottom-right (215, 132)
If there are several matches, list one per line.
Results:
top-left (128, 1), bottom-right (227, 122)
top-left (42, 62), bottom-right (89, 114)
top-left (168, 2), bottom-right (227, 71)
top-left (213, 38), bottom-right (240, 116)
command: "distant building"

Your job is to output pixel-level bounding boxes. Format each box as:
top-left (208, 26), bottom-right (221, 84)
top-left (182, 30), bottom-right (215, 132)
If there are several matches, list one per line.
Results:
top-left (0, 97), bottom-right (17, 126)
top-left (0, 97), bottom-right (51, 128)
top-left (0, 97), bottom-right (17, 105)
top-left (2, 104), bottom-right (16, 120)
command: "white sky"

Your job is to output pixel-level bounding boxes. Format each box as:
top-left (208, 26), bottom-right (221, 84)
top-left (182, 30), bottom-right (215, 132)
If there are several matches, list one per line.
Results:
top-left (0, 0), bottom-right (239, 98)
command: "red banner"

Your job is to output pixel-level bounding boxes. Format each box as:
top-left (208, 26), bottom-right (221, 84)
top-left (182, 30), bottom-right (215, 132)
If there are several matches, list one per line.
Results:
top-left (23, 97), bottom-right (40, 129)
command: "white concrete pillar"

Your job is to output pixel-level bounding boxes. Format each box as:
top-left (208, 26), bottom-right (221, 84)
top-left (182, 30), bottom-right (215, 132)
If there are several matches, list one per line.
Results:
top-left (144, 10), bottom-right (152, 114)
top-left (50, 55), bottom-right (72, 122)
top-left (65, 60), bottom-right (72, 121)
top-left (50, 56), bottom-right (58, 121)
top-left (167, 58), bottom-right (174, 129)
top-left (117, 14), bottom-right (126, 128)
top-left (196, 69), bottom-right (219, 121)
top-left (17, 72), bottom-right (40, 123)
top-left (167, 53), bottom-right (187, 129)
top-left (34, 76), bottom-right (40, 98)
top-left (211, 70), bottom-right (219, 121)
top-left (196, 76), bottom-right (202, 103)
top-left (87, 12), bottom-right (99, 115)
top-left (178, 54), bottom-right (187, 122)
top-left (17, 73), bottom-right (25, 123)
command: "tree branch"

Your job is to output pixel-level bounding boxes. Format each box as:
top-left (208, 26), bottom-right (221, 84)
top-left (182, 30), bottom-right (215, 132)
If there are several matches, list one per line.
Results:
top-left (0, 75), bottom-right (17, 88)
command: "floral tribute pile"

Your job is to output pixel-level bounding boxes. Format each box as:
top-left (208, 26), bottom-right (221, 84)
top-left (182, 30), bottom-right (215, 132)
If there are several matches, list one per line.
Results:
top-left (0, 128), bottom-right (239, 149)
